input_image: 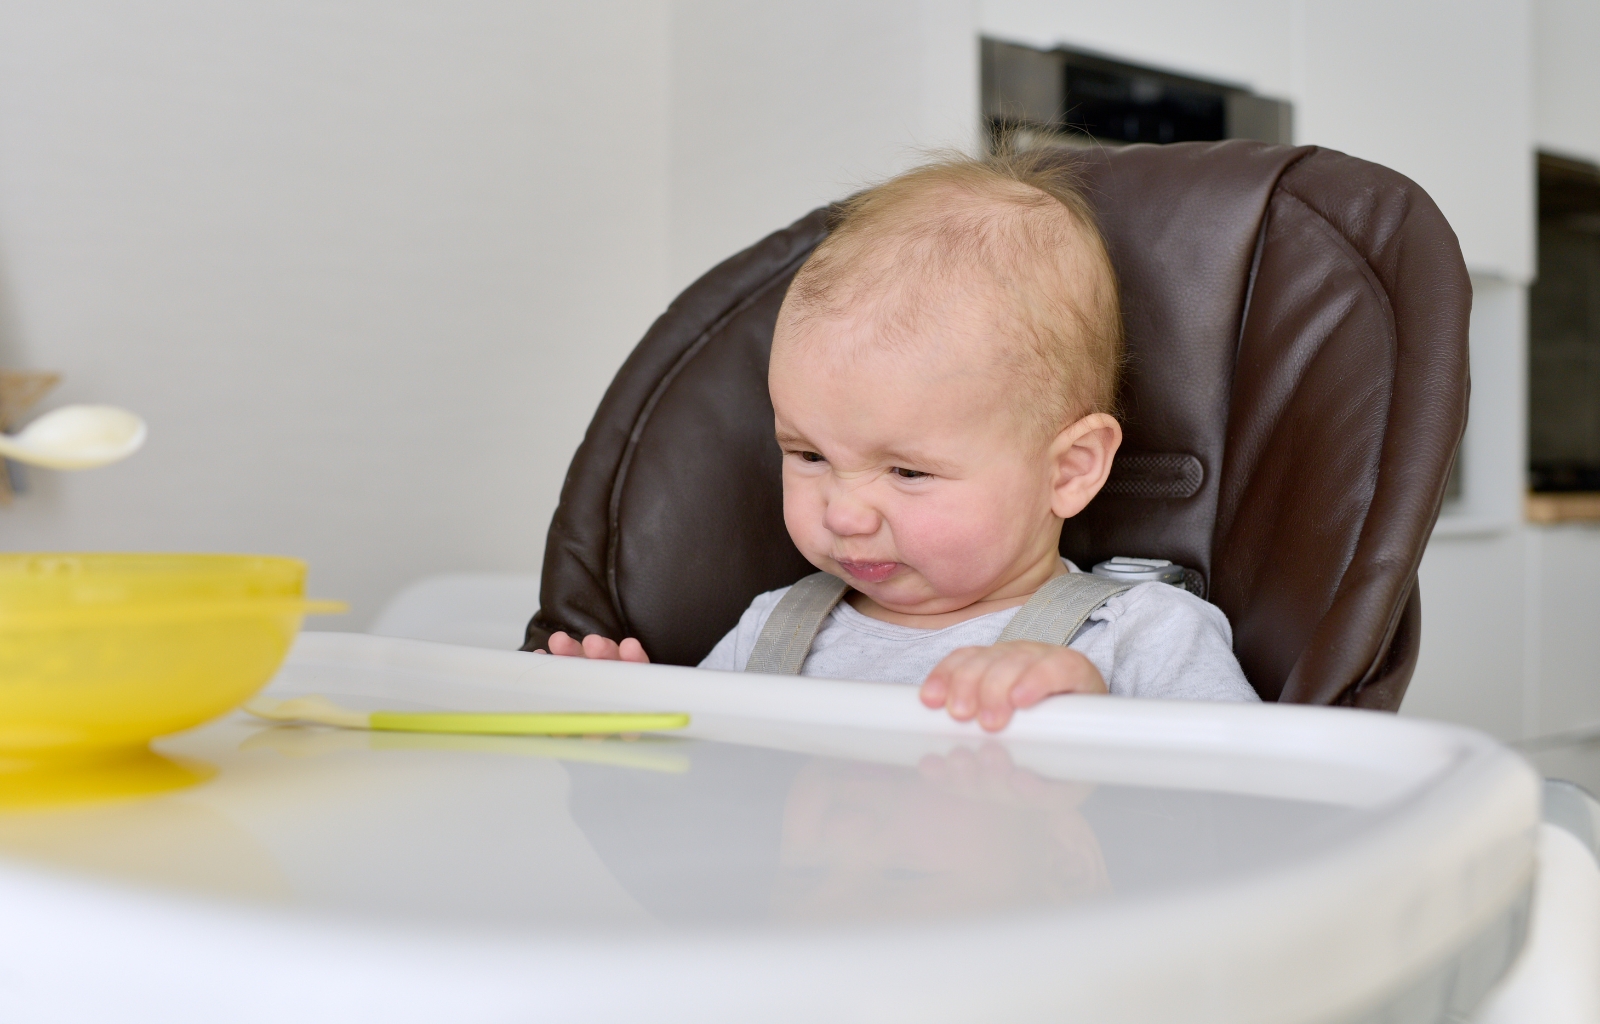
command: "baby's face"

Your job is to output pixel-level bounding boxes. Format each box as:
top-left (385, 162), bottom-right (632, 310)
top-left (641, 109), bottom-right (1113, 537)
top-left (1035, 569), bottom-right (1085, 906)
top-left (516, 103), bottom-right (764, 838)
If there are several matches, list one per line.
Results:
top-left (770, 306), bottom-right (1065, 616)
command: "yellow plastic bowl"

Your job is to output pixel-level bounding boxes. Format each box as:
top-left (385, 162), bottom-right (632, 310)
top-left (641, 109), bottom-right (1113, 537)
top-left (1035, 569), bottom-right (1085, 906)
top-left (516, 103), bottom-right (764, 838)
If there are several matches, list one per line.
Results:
top-left (0, 554), bottom-right (342, 765)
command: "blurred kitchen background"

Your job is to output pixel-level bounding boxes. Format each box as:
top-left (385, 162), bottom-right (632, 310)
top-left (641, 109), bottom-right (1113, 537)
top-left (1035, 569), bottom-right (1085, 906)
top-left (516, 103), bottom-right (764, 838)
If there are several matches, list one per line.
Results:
top-left (0, 1), bottom-right (1595, 749)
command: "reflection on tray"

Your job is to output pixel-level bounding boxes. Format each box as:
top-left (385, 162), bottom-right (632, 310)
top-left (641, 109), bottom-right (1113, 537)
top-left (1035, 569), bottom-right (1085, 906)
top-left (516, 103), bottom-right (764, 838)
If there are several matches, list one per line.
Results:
top-left (0, 782), bottom-right (289, 902)
top-left (772, 743), bottom-right (1109, 923)
top-left (239, 724), bottom-right (690, 774)
top-left (568, 740), bottom-right (1110, 926)
top-left (0, 747), bottom-right (215, 811)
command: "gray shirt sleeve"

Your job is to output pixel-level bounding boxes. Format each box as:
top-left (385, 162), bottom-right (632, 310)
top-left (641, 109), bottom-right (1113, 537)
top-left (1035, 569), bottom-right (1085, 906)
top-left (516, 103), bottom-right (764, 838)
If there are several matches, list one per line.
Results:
top-left (1070, 582), bottom-right (1258, 702)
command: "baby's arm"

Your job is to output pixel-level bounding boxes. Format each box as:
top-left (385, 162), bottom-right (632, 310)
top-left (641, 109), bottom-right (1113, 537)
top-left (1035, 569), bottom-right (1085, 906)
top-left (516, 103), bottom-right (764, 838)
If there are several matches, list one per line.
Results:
top-left (540, 631), bottom-right (650, 663)
top-left (920, 642), bottom-right (1106, 732)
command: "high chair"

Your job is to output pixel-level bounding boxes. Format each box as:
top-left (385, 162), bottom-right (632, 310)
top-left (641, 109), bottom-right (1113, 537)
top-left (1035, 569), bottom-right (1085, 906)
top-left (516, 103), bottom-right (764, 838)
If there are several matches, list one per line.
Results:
top-left (523, 140), bottom-right (1470, 710)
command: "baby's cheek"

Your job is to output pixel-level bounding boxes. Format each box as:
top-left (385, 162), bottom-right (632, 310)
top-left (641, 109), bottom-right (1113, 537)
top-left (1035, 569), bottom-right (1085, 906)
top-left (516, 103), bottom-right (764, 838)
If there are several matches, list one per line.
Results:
top-left (781, 471), bottom-right (832, 559)
top-left (893, 494), bottom-right (1018, 592)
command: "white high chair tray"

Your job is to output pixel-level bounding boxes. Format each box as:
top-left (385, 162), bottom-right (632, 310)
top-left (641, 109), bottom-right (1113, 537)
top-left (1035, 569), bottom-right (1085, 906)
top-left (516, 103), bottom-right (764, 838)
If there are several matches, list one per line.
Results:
top-left (0, 633), bottom-right (1541, 1024)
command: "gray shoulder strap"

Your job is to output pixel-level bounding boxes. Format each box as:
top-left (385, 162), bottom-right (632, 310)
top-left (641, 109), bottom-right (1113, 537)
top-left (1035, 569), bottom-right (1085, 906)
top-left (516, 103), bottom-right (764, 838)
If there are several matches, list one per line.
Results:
top-left (743, 572), bottom-right (851, 675)
top-left (996, 572), bottom-right (1135, 646)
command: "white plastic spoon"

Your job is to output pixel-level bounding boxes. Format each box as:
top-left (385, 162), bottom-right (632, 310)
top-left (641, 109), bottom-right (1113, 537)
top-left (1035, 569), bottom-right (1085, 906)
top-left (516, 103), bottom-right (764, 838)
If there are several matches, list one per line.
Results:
top-left (0, 405), bottom-right (147, 469)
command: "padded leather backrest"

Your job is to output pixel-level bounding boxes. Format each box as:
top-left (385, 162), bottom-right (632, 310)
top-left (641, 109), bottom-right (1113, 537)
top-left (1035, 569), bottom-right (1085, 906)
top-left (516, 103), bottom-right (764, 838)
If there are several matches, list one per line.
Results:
top-left (525, 141), bottom-right (1470, 709)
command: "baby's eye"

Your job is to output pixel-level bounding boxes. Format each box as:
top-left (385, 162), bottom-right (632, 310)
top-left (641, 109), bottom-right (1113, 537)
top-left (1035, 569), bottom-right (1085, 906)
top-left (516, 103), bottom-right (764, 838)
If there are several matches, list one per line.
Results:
top-left (797, 450), bottom-right (826, 463)
top-left (892, 467), bottom-right (927, 479)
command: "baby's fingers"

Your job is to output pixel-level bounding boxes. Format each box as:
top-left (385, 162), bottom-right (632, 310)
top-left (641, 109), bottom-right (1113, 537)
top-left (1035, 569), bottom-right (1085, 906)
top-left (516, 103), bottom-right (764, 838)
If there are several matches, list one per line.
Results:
top-left (581, 634), bottom-right (627, 660)
top-left (545, 632), bottom-right (649, 662)
top-left (975, 653), bottom-right (1038, 731)
top-left (1011, 650), bottom-right (1107, 706)
top-left (921, 646), bottom-right (984, 709)
top-left (922, 647), bottom-right (993, 715)
top-left (618, 637), bottom-right (650, 663)
top-left (547, 631), bottom-right (584, 657)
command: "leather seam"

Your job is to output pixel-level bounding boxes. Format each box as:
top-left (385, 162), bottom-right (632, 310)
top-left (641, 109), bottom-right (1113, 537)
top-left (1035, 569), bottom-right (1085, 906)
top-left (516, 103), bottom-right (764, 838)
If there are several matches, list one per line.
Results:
top-left (1341, 574), bottom-right (1417, 706)
top-left (604, 242), bottom-right (822, 635)
top-left (1207, 147), bottom-right (1316, 598)
top-left (1231, 149), bottom-right (1318, 366)
top-left (1268, 186), bottom-right (1407, 702)
top-left (1208, 193), bottom-right (1277, 602)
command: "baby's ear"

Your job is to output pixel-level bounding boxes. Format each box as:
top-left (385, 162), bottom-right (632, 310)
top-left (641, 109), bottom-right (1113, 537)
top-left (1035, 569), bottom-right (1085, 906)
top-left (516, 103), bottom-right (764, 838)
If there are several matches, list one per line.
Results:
top-left (1048, 413), bottom-right (1122, 519)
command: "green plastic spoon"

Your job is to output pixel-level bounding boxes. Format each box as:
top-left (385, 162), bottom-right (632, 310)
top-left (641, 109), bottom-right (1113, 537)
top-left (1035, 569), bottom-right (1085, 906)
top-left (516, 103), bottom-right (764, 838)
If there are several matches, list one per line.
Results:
top-left (245, 695), bottom-right (690, 736)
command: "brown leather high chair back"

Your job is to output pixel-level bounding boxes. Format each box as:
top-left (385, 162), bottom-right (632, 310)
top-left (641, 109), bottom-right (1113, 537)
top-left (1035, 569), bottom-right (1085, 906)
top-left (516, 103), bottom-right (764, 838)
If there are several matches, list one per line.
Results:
top-left (523, 141), bottom-right (1470, 710)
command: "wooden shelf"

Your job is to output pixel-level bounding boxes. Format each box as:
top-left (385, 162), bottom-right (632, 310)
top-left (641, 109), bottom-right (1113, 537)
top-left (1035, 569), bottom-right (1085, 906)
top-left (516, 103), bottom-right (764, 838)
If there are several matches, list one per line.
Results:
top-left (1526, 492), bottom-right (1600, 524)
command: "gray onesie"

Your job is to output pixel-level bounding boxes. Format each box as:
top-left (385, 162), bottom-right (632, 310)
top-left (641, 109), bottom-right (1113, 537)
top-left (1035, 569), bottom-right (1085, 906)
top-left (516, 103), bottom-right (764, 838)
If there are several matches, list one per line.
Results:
top-left (699, 567), bottom-right (1259, 702)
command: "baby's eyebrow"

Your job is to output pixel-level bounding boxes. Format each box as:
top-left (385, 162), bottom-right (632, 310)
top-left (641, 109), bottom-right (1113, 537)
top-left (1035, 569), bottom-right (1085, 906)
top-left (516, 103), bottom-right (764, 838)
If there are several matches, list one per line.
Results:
top-left (876, 446), bottom-right (958, 474)
top-left (773, 431), bottom-right (812, 449)
top-left (774, 432), bottom-right (957, 474)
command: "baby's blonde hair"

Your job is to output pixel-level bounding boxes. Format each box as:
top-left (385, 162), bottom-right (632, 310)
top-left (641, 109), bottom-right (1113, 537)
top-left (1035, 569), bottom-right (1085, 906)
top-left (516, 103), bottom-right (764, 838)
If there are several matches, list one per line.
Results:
top-left (780, 151), bottom-right (1123, 438)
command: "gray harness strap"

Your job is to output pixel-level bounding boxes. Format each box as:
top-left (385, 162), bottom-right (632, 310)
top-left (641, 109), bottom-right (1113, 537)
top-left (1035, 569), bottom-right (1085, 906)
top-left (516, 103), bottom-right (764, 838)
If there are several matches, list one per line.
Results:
top-left (996, 572), bottom-right (1134, 646)
top-left (743, 570), bottom-right (1134, 675)
top-left (742, 571), bottom-right (850, 675)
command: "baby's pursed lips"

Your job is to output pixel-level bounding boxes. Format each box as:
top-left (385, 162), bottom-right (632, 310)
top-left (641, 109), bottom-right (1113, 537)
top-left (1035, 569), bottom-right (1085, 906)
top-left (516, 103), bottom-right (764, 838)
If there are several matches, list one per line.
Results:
top-left (836, 559), bottom-right (898, 583)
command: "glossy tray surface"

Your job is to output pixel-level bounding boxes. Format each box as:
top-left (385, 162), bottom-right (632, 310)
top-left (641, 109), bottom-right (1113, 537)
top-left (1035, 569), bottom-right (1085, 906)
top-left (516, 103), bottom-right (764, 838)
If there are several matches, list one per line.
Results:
top-left (0, 633), bottom-right (1540, 1024)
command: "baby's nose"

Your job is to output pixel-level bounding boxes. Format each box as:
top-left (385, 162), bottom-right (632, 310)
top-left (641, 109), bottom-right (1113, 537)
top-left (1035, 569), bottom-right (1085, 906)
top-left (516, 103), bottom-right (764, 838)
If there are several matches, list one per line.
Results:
top-left (823, 490), bottom-right (882, 537)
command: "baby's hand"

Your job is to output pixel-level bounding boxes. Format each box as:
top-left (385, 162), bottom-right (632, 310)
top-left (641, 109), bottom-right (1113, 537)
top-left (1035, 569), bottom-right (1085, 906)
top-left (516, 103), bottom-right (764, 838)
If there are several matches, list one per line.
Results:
top-left (539, 631), bottom-right (650, 663)
top-left (920, 642), bottom-right (1106, 732)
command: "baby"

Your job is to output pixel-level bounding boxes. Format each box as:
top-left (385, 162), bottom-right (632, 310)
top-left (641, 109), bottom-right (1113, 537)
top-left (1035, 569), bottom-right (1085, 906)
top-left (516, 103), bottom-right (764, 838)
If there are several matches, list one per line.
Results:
top-left (545, 152), bottom-right (1257, 728)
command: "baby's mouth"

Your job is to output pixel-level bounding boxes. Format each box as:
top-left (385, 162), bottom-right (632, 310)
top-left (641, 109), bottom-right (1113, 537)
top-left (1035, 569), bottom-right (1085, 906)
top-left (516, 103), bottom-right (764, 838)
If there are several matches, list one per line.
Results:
top-left (836, 559), bottom-right (898, 583)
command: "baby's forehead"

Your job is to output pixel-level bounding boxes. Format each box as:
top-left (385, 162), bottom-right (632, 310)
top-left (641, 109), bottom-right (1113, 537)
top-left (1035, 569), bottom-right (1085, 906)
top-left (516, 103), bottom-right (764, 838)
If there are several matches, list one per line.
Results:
top-left (777, 261), bottom-right (1025, 371)
top-left (769, 327), bottom-right (1042, 467)
top-left (773, 313), bottom-right (1031, 439)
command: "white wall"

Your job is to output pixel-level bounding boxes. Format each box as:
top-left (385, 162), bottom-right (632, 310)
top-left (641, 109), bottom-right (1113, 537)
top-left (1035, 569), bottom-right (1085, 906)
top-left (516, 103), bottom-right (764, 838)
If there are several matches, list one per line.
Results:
top-left (0, 1), bottom-right (979, 628)
top-left (0, 2), bottom-right (676, 625)
top-left (668, 0), bottom-right (978, 291)
top-left (1535, 0), bottom-right (1600, 165)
